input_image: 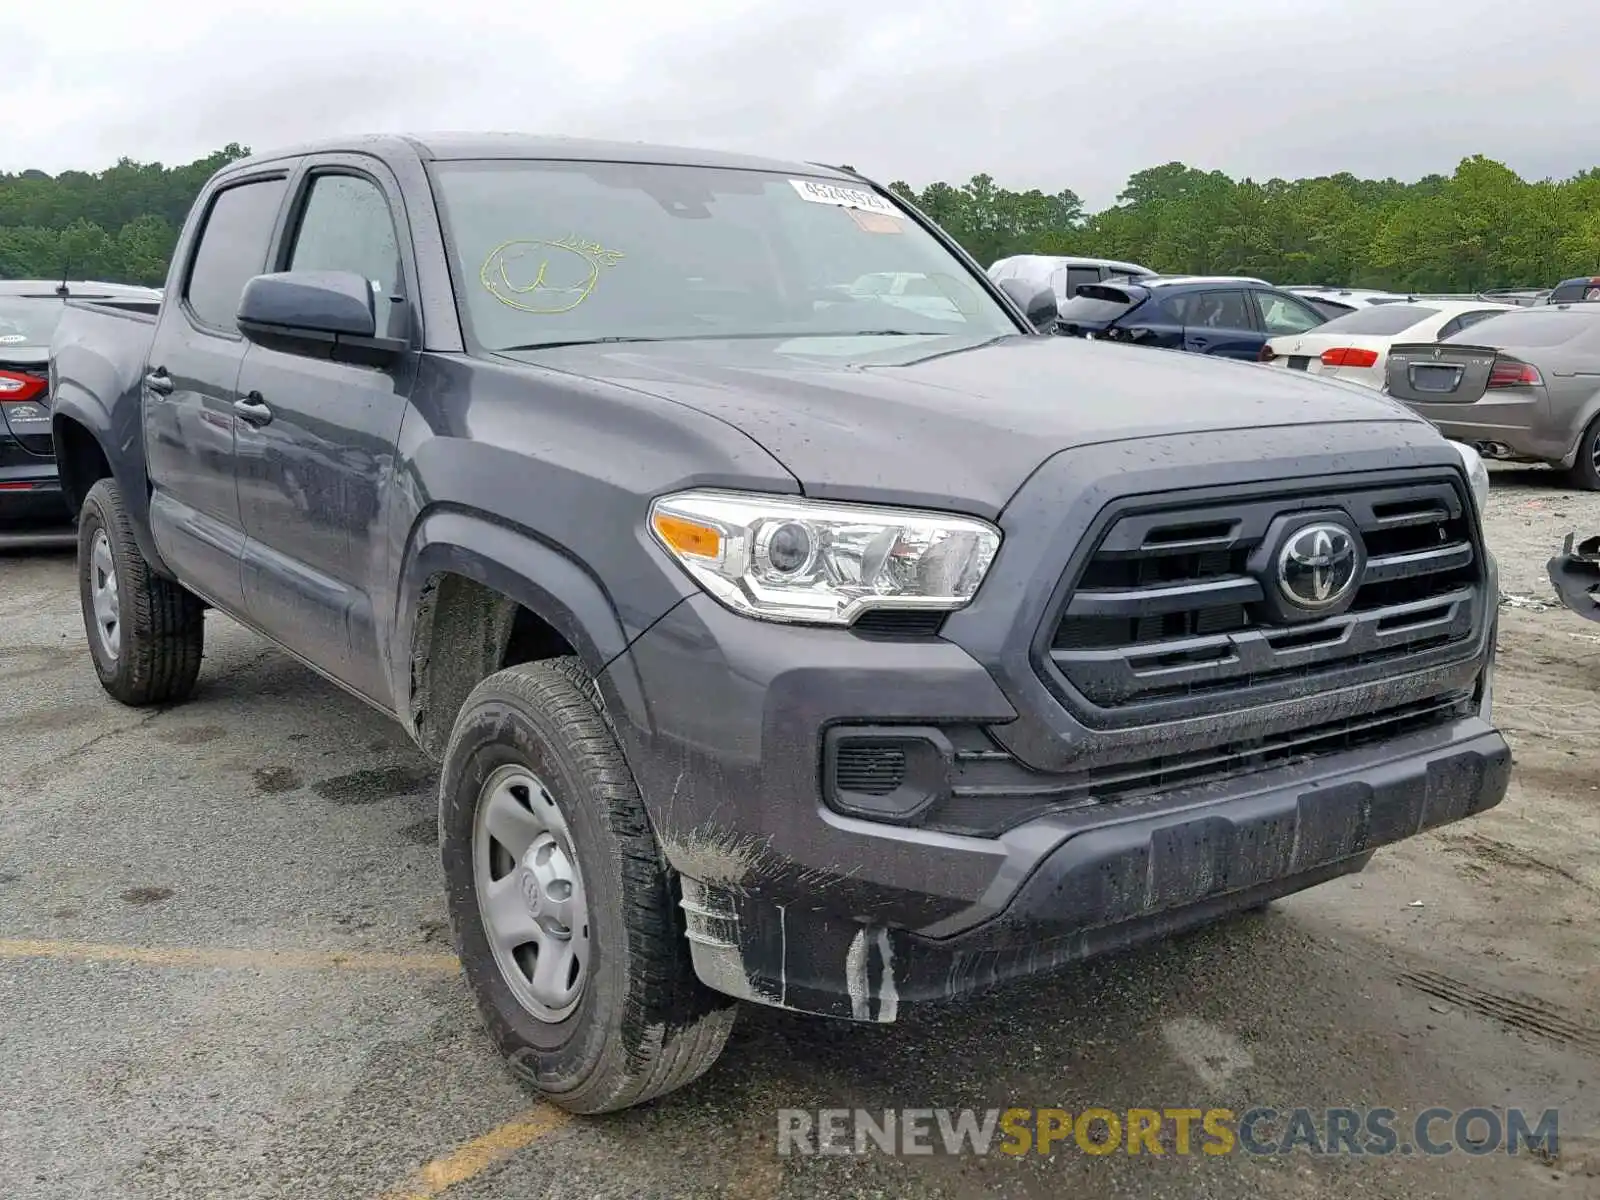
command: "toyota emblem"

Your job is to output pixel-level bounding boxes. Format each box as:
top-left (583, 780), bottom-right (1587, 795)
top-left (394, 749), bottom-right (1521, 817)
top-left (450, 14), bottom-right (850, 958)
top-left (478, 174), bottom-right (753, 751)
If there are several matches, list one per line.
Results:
top-left (1277, 523), bottom-right (1360, 610)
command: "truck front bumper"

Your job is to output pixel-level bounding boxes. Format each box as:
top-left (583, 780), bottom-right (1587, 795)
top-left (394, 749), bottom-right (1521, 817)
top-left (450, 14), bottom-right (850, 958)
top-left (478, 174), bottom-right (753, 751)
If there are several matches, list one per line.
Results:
top-left (604, 593), bottom-right (1509, 1021)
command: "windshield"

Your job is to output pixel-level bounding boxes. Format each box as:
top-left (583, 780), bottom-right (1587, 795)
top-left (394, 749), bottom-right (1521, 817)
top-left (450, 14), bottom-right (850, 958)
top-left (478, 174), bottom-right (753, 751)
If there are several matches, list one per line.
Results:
top-left (0, 295), bottom-right (67, 350)
top-left (429, 160), bottom-right (1018, 352)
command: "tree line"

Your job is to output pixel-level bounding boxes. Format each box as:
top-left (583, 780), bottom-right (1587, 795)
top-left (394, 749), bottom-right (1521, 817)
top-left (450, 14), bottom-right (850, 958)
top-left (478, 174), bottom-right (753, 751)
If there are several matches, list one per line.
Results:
top-left (1, 146), bottom-right (1596, 292)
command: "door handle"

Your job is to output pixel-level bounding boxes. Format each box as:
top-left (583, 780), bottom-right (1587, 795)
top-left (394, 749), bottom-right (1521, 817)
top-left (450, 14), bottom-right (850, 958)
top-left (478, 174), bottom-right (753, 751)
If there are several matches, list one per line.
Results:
top-left (233, 393), bottom-right (273, 427)
top-left (144, 369), bottom-right (174, 395)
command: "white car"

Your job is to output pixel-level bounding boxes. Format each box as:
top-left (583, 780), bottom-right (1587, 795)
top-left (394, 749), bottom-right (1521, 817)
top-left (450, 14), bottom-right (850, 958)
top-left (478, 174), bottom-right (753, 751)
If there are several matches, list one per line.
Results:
top-left (1260, 298), bottom-right (1519, 389)
top-left (987, 255), bottom-right (1156, 310)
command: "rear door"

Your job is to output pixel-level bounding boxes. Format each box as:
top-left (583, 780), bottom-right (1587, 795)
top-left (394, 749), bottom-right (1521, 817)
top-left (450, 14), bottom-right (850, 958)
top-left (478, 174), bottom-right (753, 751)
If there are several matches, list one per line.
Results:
top-left (144, 171), bottom-right (291, 612)
top-left (235, 159), bottom-right (418, 703)
top-left (1176, 289), bottom-right (1261, 358)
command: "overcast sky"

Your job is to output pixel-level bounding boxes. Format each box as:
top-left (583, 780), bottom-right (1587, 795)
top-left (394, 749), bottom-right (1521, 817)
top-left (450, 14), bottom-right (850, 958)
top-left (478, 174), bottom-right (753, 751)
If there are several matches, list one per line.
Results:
top-left (14, 0), bottom-right (1600, 209)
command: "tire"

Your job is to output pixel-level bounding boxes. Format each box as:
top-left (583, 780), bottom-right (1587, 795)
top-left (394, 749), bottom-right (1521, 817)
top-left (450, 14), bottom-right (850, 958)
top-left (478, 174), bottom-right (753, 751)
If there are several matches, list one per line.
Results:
top-left (77, 478), bottom-right (204, 706)
top-left (440, 658), bottom-right (736, 1114)
top-left (1568, 415), bottom-right (1600, 490)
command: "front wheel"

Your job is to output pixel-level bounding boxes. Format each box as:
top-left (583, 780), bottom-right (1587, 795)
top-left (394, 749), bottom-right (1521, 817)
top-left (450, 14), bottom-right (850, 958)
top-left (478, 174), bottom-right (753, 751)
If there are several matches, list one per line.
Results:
top-left (77, 478), bottom-right (204, 706)
top-left (439, 658), bottom-right (736, 1114)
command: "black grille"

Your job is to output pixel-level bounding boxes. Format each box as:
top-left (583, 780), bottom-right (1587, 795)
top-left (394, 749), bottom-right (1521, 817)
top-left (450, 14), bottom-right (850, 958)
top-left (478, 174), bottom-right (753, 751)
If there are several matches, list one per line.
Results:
top-left (833, 743), bottom-right (907, 796)
top-left (851, 609), bottom-right (946, 638)
top-left (1044, 474), bottom-right (1482, 721)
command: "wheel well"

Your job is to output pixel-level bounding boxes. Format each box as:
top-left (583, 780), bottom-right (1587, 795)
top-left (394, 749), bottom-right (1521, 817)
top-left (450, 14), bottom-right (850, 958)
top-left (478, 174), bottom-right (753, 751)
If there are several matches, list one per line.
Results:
top-left (409, 572), bottom-right (577, 759)
top-left (53, 418), bottom-right (112, 515)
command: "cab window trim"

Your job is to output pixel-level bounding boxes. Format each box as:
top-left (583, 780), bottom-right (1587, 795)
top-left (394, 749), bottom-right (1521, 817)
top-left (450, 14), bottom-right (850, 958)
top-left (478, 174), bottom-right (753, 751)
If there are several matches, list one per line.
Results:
top-left (179, 171), bottom-right (293, 340)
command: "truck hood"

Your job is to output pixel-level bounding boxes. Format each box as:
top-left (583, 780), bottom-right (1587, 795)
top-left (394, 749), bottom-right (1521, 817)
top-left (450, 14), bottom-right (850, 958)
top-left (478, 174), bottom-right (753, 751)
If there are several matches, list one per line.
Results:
top-left (506, 332), bottom-right (1424, 516)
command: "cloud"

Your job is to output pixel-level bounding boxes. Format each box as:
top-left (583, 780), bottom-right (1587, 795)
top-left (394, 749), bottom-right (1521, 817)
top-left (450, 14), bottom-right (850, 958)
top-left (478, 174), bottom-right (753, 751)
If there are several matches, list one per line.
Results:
top-left (10, 0), bottom-right (1600, 207)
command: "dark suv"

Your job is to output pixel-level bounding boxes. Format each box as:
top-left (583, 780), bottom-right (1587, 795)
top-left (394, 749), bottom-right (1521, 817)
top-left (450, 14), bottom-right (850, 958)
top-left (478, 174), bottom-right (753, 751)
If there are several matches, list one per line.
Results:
top-left (1, 281), bottom-right (160, 548)
top-left (1055, 275), bottom-right (1329, 359)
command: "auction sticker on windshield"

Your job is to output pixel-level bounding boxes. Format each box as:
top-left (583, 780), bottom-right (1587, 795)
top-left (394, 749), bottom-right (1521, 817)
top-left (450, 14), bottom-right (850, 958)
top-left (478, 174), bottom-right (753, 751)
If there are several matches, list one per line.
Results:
top-left (790, 179), bottom-right (898, 215)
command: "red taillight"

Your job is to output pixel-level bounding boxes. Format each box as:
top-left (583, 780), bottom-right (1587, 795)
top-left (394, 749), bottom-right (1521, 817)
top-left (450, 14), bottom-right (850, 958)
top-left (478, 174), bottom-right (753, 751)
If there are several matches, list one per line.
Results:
top-left (1258, 345), bottom-right (1277, 362)
top-left (1486, 358), bottom-right (1542, 389)
top-left (1319, 347), bottom-right (1380, 368)
top-left (0, 369), bottom-right (46, 403)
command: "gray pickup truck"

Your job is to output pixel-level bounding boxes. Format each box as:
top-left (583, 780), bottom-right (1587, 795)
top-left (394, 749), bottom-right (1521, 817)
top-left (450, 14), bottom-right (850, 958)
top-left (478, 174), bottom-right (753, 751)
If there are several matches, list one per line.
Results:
top-left (49, 134), bottom-right (1510, 1114)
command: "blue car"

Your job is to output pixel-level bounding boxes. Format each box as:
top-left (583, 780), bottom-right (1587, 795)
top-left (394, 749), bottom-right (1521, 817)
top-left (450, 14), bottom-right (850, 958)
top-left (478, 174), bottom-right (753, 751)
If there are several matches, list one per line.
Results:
top-left (1054, 275), bottom-right (1329, 360)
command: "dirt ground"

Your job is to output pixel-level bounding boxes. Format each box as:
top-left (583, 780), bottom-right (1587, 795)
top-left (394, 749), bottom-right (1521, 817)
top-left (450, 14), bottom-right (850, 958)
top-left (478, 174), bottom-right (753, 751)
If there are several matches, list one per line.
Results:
top-left (0, 462), bottom-right (1598, 1199)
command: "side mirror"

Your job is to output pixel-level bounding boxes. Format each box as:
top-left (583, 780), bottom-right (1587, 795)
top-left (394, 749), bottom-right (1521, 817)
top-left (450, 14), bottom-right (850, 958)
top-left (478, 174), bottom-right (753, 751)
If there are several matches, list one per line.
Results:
top-left (997, 278), bottom-right (1060, 333)
top-left (237, 270), bottom-right (406, 364)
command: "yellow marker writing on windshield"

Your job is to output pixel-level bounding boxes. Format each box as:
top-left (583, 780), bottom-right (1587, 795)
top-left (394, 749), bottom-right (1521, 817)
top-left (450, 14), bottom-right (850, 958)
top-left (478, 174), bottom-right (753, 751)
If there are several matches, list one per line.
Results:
top-left (480, 235), bottom-right (625, 314)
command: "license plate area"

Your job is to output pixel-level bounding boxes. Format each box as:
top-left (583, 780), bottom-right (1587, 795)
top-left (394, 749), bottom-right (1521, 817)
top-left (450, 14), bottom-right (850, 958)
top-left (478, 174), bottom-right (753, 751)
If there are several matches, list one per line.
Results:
top-left (1408, 363), bottom-right (1465, 393)
top-left (1287, 356), bottom-right (1310, 371)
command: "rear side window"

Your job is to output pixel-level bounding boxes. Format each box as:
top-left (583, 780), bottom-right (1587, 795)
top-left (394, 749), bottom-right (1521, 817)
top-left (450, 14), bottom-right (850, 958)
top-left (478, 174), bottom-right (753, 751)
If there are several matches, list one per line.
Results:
top-left (1064, 266), bottom-right (1102, 296)
top-left (1448, 309), bottom-right (1600, 348)
top-left (1170, 290), bottom-right (1253, 329)
top-left (184, 178), bottom-right (289, 332)
top-left (1312, 303), bottom-right (1437, 336)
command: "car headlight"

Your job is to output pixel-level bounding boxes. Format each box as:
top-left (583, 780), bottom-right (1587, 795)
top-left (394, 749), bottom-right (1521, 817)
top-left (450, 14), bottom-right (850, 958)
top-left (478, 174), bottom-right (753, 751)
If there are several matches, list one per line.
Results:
top-left (648, 489), bottom-right (1001, 625)
top-left (1452, 440), bottom-right (1490, 511)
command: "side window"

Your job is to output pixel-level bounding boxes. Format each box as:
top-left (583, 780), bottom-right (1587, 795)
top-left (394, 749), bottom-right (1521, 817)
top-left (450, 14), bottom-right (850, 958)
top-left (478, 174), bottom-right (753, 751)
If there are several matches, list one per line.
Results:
top-left (286, 174), bottom-right (404, 336)
top-left (1182, 290), bottom-right (1254, 329)
top-left (1253, 290), bottom-right (1324, 335)
top-left (184, 178), bottom-right (289, 332)
top-left (1065, 266), bottom-right (1101, 296)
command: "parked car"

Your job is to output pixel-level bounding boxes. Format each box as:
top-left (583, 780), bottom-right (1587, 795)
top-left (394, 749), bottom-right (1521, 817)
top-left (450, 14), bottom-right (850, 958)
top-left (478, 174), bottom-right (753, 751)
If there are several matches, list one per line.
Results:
top-left (1055, 276), bottom-right (1328, 359)
top-left (1283, 286), bottom-right (1415, 319)
top-left (987, 254), bottom-right (1156, 312)
top-left (1384, 304), bottom-right (1600, 487)
top-left (1548, 532), bottom-right (1600, 621)
top-left (1545, 276), bottom-right (1600, 305)
top-left (1260, 299), bottom-right (1518, 388)
top-left (0, 280), bottom-right (161, 549)
top-left (51, 134), bottom-right (1507, 1114)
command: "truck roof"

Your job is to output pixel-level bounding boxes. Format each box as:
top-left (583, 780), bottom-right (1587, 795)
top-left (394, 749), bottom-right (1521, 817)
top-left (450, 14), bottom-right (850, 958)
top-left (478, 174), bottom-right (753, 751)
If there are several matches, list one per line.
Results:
top-left (223, 133), bottom-right (856, 180)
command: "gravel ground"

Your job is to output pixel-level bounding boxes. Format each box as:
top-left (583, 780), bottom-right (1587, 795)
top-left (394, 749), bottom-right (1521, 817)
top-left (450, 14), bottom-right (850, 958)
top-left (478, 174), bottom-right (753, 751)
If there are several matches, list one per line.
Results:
top-left (1, 463), bottom-right (1597, 1199)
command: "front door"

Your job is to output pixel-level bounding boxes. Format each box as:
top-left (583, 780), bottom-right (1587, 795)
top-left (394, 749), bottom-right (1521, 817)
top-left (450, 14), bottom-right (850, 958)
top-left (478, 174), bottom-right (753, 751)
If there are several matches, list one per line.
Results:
top-left (236, 166), bottom-right (416, 704)
top-left (144, 174), bottom-right (290, 612)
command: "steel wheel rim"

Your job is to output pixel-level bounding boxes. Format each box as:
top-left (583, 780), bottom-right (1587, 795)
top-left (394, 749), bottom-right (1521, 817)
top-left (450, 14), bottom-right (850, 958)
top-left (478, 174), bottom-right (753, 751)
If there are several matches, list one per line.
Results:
top-left (89, 528), bottom-right (121, 661)
top-left (472, 763), bottom-right (591, 1022)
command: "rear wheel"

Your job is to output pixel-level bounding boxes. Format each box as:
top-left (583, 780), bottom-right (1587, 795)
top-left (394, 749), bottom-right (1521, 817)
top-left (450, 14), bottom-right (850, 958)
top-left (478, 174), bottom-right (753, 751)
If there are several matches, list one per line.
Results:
top-left (77, 478), bottom-right (204, 706)
top-left (1567, 415), bottom-right (1600, 490)
top-left (440, 658), bottom-right (736, 1114)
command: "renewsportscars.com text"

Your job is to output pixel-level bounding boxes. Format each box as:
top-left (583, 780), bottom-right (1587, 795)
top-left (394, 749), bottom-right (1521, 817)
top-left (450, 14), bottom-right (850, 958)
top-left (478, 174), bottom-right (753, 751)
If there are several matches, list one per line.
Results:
top-left (777, 1106), bottom-right (1560, 1158)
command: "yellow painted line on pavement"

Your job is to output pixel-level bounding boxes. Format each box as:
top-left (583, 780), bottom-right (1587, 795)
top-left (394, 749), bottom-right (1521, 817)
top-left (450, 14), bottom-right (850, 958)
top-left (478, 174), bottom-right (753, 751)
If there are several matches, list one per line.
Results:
top-left (377, 1107), bottom-right (570, 1199)
top-left (0, 937), bottom-right (461, 974)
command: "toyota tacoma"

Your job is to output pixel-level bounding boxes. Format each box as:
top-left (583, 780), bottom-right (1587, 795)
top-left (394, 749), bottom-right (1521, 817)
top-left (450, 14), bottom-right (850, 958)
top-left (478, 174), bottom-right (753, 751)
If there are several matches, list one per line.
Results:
top-left (49, 134), bottom-right (1509, 1114)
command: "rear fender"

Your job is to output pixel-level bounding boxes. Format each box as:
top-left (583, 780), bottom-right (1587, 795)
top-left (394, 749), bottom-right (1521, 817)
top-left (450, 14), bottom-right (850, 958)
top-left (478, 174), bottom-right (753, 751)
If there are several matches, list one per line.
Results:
top-left (49, 385), bottom-right (169, 575)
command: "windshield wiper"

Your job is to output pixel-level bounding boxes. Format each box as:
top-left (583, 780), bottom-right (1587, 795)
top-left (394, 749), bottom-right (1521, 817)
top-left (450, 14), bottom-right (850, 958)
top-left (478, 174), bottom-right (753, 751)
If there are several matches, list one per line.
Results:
top-left (496, 329), bottom-right (957, 353)
top-left (495, 336), bottom-right (668, 352)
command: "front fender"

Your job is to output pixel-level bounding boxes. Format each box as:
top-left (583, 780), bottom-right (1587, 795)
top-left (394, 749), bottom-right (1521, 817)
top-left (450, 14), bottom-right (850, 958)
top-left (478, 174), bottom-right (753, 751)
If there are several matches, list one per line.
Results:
top-left (391, 507), bottom-right (664, 743)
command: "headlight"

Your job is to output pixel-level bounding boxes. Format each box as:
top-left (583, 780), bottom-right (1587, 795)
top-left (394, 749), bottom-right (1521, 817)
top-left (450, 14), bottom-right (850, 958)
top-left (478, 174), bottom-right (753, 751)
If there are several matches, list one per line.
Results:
top-left (648, 489), bottom-right (1001, 625)
top-left (1452, 440), bottom-right (1490, 511)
